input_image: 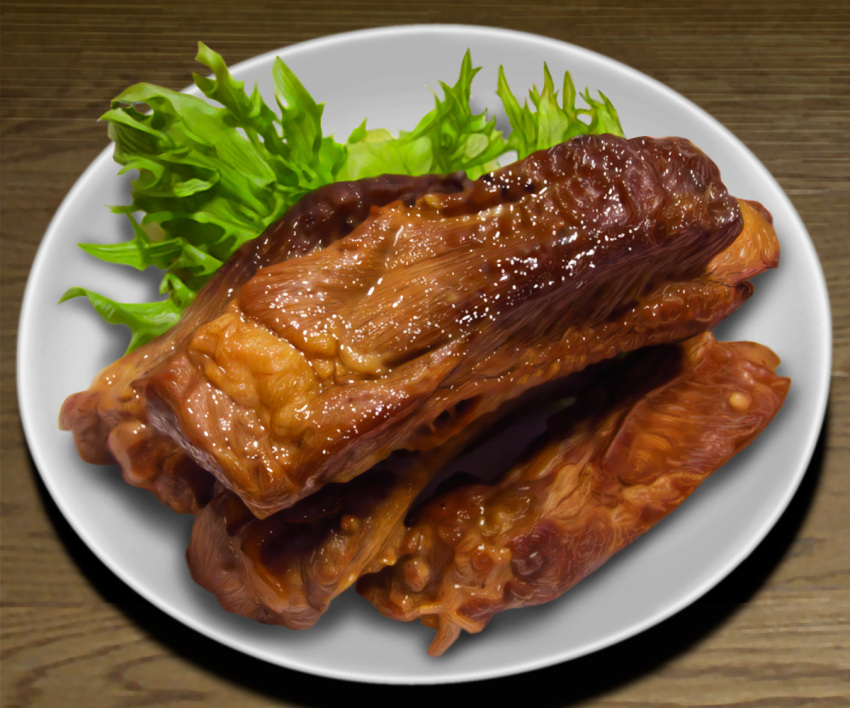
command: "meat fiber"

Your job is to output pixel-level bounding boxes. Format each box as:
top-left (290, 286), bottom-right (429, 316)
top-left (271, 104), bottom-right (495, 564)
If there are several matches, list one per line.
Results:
top-left (145, 135), bottom-right (754, 518)
top-left (59, 173), bottom-right (470, 512)
top-left (357, 332), bottom-right (790, 655)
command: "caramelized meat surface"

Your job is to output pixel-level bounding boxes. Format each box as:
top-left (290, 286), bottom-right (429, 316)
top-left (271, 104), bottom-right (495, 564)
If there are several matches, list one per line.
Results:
top-left (356, 333), bottom-right (790, 655)
top-left (182, 195), bottom-right (780, 634)
top-left (59, 132), bottom-right (789, 656)
top-left (59, 174), bottom-right (470, 512)
top-left (186, 409), bottom-right (498, 629)
top-left (146, 135), bottom-right (751, 518)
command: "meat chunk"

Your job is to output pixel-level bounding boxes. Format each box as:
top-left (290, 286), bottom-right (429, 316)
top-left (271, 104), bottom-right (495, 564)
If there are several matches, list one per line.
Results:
top-left (59, 173), bottom-right (470, 512)
top-left (145, 135), bottom-right (750, 518)
top-left (181, 194), bottom-right (780, 633)
top-left (356, 332), bottom-right (790, 655)
top-left (186, 407), bottom-right (500, 629)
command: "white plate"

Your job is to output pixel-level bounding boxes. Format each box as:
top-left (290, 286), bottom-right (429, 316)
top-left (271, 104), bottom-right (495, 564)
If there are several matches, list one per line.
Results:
top-left (18, 25), bottom-right (831, 684)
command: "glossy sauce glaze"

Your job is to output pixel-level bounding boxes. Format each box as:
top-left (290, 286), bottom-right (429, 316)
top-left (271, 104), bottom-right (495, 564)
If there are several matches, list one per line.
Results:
top-left (356, 333), bottom-right (790, 656)
top-left (145, 135), bottom-right (748, 518)
top-left (59, 173), bottom-right (470, 512)
top-left (181, 198), bottom-right (780, 633)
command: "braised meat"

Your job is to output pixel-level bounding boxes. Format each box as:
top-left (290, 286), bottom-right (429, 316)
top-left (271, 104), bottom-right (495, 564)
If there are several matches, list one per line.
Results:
top-left (180, 196), bottom-right (779, 632)
top-left (186, 409), bottom-right (499, 629)
top-left (357, 332), bottom-right (790, 655)
top-left (59, 131), bottom-right (789, 656)
top-left (145, 135), bottom-right (753, 518)
top-left (59, 173), bottom-right (470, 512)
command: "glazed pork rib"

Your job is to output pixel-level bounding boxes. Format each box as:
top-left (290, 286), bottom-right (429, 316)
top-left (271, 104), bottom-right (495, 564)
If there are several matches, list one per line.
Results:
top-left (59, 173), bottom-right (470, 512)
top-left (181, 195), bottom-right (779, 632)
top-left (146, 134), bottom-right (755, 518)
top-left (187, 405), bottom-right (504, 630)
top-left (357, 332), bottom-right (790, 656)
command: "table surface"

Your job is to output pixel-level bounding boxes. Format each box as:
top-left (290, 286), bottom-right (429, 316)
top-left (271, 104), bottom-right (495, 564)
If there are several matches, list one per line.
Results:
top-left (2, 1), bottom-right (848, 706)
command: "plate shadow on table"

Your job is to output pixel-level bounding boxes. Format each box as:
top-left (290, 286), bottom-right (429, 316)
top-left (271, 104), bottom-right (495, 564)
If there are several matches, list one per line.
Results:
top-left (29, 411), bottom-right (829, 707)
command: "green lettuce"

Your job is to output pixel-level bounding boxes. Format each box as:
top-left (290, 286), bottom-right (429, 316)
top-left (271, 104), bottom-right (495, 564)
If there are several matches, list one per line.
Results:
top-left (339, 51), bottom-right (507, 181)
top-left (497, 64), bottom-right (622, 159)
top-left (64, 43), bottom-right (623, 352)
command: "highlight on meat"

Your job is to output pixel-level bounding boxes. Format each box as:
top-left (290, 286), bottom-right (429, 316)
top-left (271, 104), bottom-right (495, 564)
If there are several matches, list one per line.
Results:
top-left (59, 133), bottom-right (789, 655)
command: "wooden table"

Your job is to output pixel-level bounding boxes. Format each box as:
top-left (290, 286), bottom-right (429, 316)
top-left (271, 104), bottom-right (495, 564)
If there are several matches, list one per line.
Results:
top-left (2, 1), bottom-right (848, 705)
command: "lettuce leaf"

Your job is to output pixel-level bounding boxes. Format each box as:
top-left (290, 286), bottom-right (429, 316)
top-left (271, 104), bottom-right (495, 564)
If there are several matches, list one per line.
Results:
top-left (64, 44), bottom-right (623, 352)
top-left (496, 64), bottom-right (623, 159)
top-left (59, 282), bottom-right (189, 352)
top-left (338, 51), bottom-right (506, 181)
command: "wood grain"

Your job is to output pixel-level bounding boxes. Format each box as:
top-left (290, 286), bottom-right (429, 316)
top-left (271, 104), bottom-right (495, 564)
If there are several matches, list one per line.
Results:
top-left (2, 0), bottom-right (848, 705)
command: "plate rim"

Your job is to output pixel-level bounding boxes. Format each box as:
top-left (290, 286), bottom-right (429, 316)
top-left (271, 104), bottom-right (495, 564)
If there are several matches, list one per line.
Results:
top-left (17, 23), bottom-right (833, 685)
